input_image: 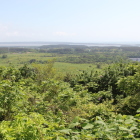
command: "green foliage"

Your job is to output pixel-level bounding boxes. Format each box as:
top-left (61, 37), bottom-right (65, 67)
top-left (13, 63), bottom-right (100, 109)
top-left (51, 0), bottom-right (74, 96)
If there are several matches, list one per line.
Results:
top-left (19, 64), bottom-right (35, 79)
top-left (32, 59), bottom-right (56, 82)
top-left (69, 62), bottom-right (138, 101)
top-left (0, 62), bottom-right (139, 139)
top-left (2, 54), bottom-right (7, 59)
top-left (0, 112), bottom-right (67, 140)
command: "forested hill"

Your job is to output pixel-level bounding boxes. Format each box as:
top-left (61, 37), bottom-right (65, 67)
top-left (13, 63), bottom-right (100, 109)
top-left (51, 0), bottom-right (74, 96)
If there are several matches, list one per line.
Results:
top-left (40, 44), bottom-right (87, 49)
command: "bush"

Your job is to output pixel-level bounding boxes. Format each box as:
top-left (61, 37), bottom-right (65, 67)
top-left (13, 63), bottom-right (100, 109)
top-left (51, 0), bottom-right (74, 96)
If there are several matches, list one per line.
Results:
top-left (2, 54), bottom-right (7, 59)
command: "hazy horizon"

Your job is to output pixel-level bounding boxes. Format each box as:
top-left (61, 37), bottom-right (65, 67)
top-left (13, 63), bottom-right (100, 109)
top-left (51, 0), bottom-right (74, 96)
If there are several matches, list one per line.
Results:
top-left (1, 0), bottom-right (140, 42)
top-left (0, 41), bottom-right (140, 48)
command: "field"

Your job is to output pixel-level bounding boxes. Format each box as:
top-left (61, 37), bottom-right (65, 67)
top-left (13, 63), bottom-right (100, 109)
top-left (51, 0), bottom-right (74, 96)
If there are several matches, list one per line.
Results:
top-left (0, 52), bottom-right (101, 75)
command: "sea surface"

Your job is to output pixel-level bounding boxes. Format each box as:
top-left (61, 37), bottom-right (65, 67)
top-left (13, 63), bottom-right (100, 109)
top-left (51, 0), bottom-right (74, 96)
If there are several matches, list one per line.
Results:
top-left (130, 58), bottom-right (140, 62)
top-left (0, 42), bottom-right (137, 47)
top-left (0, 42), bottom-right (139, 47)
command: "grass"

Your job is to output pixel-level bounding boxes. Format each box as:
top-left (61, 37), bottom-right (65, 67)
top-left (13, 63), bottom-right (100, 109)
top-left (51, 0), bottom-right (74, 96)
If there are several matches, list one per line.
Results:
top-left (0, 52), bottom-right (104, 75)
top-left (54, 62), bottom-right (98, 75)
top-left (0, 53), bottom-right (56, 66)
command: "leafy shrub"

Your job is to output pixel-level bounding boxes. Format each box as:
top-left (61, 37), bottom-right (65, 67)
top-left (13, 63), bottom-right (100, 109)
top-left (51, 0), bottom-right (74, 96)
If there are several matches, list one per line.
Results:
top-left (0, 62), bottom-right (139, 139)
top-left (1, 54), bottom-right (7, 59)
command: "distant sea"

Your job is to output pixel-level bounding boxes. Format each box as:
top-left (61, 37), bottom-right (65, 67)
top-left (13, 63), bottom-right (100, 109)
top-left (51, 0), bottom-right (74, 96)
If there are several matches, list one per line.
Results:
top-left (0, 42), bottom-right (129, 47)
top-left (130, 58), bottom-right (140, 62)
top-left (0, 42), bottom-right (139, 47)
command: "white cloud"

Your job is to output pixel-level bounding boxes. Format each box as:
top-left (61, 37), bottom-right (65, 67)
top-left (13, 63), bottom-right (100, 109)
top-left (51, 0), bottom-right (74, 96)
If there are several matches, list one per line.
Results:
top-left (0, 24), bottom-right (8, 32)
top-left (6, 31), bottom-right (19, 37)
top-left (54, 32), bottom-right (67, 36)
top-left (53, 31), bottom-right (76, 36)
top-left (0, 24), bottom-right (35, 41)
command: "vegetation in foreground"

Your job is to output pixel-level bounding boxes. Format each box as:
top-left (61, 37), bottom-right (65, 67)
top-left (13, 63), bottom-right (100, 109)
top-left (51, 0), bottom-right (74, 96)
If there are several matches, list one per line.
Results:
top-left (0, 61), bottom-right (140, 140)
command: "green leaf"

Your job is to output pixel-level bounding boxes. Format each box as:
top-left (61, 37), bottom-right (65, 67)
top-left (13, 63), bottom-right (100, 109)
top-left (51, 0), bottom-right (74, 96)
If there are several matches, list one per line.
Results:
top-left (125, 119), bottom-right (134, 124)
top-left (69, 122), bottom-right (80, 128)
top-left (129, 126), bottom-right (137, 131)
top-left (119, 127), bottom-right (129, 131)
top-left (82, 123), bottom-right (94, 129)
top-left (136, 108), bottom-right (140, 113)
top-left (59, 129), bottom-right (71, 134)
top-left (95, 120), bottom-right (106, 125)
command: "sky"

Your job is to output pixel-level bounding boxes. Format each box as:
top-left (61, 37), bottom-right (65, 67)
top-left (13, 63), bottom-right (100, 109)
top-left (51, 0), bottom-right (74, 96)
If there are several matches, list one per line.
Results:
top-left (0, 0), bottom-right (140, 43)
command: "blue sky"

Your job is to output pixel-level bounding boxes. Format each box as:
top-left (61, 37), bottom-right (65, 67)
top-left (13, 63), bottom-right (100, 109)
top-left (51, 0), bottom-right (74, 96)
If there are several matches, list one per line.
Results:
top-left (0, 0), bottom-right (140, 42)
